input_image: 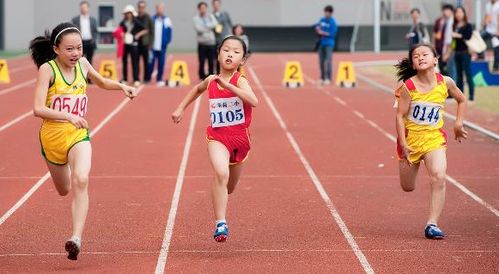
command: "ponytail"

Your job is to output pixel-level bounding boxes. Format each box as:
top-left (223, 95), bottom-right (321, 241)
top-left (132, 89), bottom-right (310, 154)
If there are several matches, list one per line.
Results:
top-left (395, 57), bottom-right (417, 82)
top-left (29, 31), bottom-right (56, 68)
top-left (29, 22), bottom-right (81, 68)
top-left (395, 43), bottom-right (438, 82)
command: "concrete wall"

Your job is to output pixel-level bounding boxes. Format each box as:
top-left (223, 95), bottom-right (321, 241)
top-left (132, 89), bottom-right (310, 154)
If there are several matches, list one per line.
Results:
top-left (2, 0), bottom-right (484, 51)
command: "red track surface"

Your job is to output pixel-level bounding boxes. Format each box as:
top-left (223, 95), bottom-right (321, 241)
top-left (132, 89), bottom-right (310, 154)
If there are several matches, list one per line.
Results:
top-left (0, 53), bottom-right (498, 273)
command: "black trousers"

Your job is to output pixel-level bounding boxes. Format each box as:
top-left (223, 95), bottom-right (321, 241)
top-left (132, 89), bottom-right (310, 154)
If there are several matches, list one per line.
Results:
top-left (82, 40), bottom-right (95, 65)
top-left (138, 44), bottom-right (150, 82)
top-left (122, 44), bottom-right (139, 82)
top-left (198, 44), bottom-right (216, 80)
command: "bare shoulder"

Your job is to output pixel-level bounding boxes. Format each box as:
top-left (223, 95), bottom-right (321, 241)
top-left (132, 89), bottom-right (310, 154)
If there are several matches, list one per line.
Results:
top-left (237, 74), bottom-right (250, 87)
top-left (394, 83), bottom-right (408, 98)
top-left (444, 75), bottom-right (456, 87)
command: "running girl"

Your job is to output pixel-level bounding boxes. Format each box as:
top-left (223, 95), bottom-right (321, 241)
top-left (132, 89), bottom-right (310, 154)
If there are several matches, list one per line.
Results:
top-left (30, 22), bottom-right (138, 260)
top-left (172, 36), bottom-right (258, 242)
top-left (394, 43), bottom-right (467, 239)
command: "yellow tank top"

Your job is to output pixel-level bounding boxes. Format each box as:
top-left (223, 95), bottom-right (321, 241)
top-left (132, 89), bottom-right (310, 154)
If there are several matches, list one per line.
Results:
top-left (403, 73), bottom-right (447, 133)
top-left (45, 59), bottom-right (88, 121)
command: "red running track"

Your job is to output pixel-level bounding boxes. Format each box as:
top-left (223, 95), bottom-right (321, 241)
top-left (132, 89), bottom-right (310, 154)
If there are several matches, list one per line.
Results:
top-left (0, 52), bottom-right (498, 273)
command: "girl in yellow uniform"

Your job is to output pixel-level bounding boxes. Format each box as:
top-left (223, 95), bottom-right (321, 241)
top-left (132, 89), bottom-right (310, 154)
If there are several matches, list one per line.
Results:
top-left (30, 22), bottom-right (138, 260)
top-left (395, 44), bottom-right (467, 239)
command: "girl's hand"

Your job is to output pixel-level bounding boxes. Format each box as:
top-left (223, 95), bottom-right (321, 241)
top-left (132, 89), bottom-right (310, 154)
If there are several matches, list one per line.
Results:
top-left (172, 108), bottom-right (184, 123)
top-left (400, 144), bottom-right (413, 163)
top-left (122, 85), bottom-right (138, 99)
top-left (454, 122), bottom-right (468, 142)
top-left (66, 113), bottom-right (88, 129)
top-left (213, 75), bottom-right (231, 89)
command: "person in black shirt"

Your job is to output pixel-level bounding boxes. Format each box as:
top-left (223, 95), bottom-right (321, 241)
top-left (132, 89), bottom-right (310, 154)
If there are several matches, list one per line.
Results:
top-left (452, 6), bottom-right (474, 101)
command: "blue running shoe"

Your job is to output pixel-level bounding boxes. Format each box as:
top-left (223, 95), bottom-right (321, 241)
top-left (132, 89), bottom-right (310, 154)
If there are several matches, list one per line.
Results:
top-left (213, 222), bottom-right (229, 242)
top-left (425, 224), bottom-right (445, 239)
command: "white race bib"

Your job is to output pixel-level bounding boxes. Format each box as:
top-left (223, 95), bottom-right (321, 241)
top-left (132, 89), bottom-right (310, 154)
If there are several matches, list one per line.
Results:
top-left (408, 102), bottom-right (441, 126)
top-left (51, 94), bottom-right (88, 118)
top-left (209, 97), bottom-right (245, 128)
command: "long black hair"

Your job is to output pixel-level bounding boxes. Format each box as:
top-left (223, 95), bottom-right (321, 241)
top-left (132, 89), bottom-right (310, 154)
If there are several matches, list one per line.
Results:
top-left (395, 43), bottom-right (437, 82)
top-left (217, 35), bottom-right (248, 58)
top-left (29, 22), bottom-right (81, 68)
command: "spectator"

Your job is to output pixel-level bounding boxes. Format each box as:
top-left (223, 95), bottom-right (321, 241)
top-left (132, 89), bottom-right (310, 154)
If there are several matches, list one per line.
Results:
top-left (212, 0), bottom-right (233, 73)
top-left (314, 5), bottom-right (338, 85)
top-left (119, 5), bottom-right (146, 87)
top-left (149, 3), bottom-right (173, 87)
top-left (71, 1), bottom-right (98, 66)
top-left (136, 1), bottom-right (154, 83)
top-left (452, 6), bottom-right (475, 101)
top-left (194, 2), bottom-right (218, 80)
top-left (233, 24), bottom-right (249, 54)
top-left (478, 0), bottom-right (499, 72)
top-left (433, 4), bottom-right (456, 80)
top-left (406, 8), bottom-right (429, 47)
top-left (112, 25), bottom-right (125, 65)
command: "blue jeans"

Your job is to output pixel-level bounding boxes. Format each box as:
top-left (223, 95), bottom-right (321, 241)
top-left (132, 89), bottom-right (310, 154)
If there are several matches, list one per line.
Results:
top-left (318, 45), bottom-right (333, 80)
top-left (149, 49), bottom-right (167, 82)
top-left (454, 51), bottom-right (475, 101)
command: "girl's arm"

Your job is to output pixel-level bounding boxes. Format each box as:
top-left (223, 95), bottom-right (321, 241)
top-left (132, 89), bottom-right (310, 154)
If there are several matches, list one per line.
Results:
top-left (80, 57), bottom-right (138, 99)
top-left (172, 76), bottom-right (212, 123)
top-left (212, 75), bottom-right (258, 107)
top-left (445, 76), bottom-right (468, 142)
top-left (33, 63), bottom-right (88, 128)
top-left (395, 86), bottom-right (411, 162)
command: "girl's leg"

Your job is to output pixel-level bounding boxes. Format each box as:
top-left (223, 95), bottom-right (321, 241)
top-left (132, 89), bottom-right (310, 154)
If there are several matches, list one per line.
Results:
top-left (463, 53), bottom-right (475, 101)
top-left (46, 162), bottom-right (72, 196)
top-left (399, 160), bottom-right (420, 192)
top-left (227, 163), bottom-right (245, 195)
top-left (423, 148), bottom-right (447, 225)
top-left (454, 53), bottom-right (464, 92)
top-left (207, 141), bottom-right (230, 221)
top-left (67, 141), bottom-right (92, 239)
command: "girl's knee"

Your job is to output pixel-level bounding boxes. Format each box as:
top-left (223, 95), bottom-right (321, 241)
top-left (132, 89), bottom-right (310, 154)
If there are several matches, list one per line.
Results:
top-left (214, 170), bottom-right (229, 185)
top-left (72, 173), bottom-right (89, 190)
top-left (56, 187), bottom-right (71, 196)
top-left (430, 172), bottom-right (446, 188)
top-left (400, 179), bottom-right (416, 192)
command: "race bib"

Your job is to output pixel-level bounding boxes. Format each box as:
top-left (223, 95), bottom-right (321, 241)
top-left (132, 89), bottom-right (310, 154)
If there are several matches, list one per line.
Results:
top-left (209, 97), bottom-right (245, 128)
top-left (408, 102), bottom-right (441, 126)
top-left (50, 94), bottom-right (88, 118)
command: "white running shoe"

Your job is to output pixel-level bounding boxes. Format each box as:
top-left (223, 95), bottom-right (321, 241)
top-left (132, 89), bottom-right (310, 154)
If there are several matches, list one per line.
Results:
top-left (157, 81), bottom-right (166, 87)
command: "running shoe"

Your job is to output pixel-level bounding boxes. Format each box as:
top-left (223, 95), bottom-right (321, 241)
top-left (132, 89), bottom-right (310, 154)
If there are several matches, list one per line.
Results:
top-left (424, 224), bottom-right (445, 239)
top-left (65, 236), bottom-right (81, 260)
top-left (213, 222), bottom-right (229, 242)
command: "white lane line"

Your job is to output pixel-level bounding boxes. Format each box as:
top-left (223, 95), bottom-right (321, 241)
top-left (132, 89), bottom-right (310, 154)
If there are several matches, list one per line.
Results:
top-left (0, 79), bottom-right (36, 96)
top-left (303, 75), bottom-right (499, 218)
top-left (355, 72), bottom-right (499, 141)
top-left (154, 97), bottom-right (201, 274)
top-left (0, 111), bottom-right (32, 133)
top-left (0, 87), bottom-right (144, 226)
top-left (248, 65), bottom-right (375, 274)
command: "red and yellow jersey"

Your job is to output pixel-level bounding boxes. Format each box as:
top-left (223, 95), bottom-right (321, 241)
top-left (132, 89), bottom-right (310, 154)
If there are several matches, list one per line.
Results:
top-left (45, 59), bottom-right (88, 122)
top-left (207, 71), bottom-right (252, 134)
top-left (400, 73), bottom-right (448, 133)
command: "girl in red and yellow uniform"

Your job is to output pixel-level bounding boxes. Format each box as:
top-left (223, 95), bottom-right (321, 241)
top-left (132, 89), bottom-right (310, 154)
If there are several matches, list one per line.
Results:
top-left (172, 36), bottom-right (258, 242)
top-left (395, 44), bottom-right (467, 239)
top-left (30, 22), bottom-right (138, 260)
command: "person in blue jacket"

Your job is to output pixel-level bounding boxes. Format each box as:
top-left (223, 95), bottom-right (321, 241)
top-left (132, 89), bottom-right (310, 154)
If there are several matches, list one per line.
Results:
top-left (149, 3), bottom-right (172, 87)
top-left (315, 5), bottom-right (338, 85)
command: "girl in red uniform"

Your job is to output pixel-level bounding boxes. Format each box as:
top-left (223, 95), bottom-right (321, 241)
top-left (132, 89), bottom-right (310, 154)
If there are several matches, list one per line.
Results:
top-left (172, 36), bottom-right (258, 242)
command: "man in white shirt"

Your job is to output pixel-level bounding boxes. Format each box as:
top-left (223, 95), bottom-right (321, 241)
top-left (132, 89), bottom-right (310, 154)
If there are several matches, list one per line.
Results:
top-left (479, 0), bottom-right (499, 71)
top-left (71, 1), bottom-right (98, 66)
top-left (149, 3), bottom-right (172, 87)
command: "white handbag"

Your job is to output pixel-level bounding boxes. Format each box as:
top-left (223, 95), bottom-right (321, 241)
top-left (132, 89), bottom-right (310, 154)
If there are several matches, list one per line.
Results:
top-left (465, 31), bottom-right (487, 53)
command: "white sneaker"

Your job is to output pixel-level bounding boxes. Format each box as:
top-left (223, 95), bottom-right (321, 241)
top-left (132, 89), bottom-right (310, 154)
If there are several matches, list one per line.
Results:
top-left (133, 81), bottom-right (141, 87)
top-left (157, 81), bottom-right (166, 87)
top-left (323, 79), bottom-right (331, 85)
